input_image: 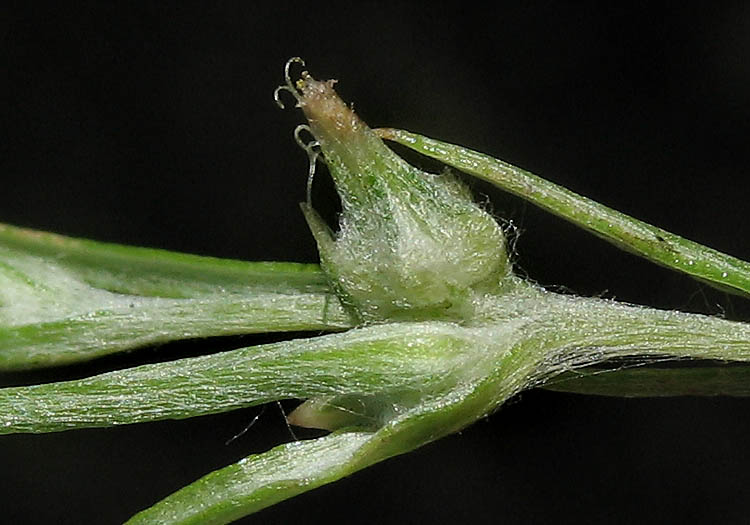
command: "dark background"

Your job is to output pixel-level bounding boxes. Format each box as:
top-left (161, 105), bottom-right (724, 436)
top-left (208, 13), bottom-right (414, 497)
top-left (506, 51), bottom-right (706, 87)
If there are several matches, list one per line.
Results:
top-left (3, 3), bottom-right (750, 523)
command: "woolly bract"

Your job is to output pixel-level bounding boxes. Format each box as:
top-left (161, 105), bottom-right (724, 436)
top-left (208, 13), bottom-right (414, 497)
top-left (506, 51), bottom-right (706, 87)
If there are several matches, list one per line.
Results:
top-left (295, 73), bottom-right (509, 322)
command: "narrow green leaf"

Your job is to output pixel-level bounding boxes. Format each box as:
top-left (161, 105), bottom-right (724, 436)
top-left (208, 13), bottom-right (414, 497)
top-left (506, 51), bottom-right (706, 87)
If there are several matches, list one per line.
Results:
top-left (543, 364), bottom-right (750, 397)
top-left (125, 431), bottom-right (376, 525)
top-left (376, 129), bottom-right (750, 298)
top-left (0, 223), bottom-right (355, 370)
top-left (0, 223), bottom-right (330, 297)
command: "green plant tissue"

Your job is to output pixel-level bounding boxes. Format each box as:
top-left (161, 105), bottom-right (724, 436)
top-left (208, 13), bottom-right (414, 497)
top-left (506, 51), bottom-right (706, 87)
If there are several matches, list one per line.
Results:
top-left (291, 70), bottom-right (509, 322)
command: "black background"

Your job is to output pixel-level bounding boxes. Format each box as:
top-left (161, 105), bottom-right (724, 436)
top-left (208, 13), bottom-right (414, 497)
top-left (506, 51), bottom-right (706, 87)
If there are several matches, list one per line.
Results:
top-left (3, 3), bottom-right (750, 524)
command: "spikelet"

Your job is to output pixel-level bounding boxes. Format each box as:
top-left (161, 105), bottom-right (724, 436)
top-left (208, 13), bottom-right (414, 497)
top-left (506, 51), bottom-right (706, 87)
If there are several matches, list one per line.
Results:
top-left (279, 60), bottom-right (509, 322)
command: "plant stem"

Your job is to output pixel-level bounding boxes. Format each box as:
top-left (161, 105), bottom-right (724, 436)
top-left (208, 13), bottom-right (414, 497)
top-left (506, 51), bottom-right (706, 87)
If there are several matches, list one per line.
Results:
top-left (0, 322), bottom-right (478, 434)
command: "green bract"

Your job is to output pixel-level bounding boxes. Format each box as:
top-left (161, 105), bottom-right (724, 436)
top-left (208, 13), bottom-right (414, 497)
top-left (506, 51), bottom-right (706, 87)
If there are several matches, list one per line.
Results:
top-left (2, 59), bottom-right (750, 524)
top-left (292, 70), bottom-right (509, 322)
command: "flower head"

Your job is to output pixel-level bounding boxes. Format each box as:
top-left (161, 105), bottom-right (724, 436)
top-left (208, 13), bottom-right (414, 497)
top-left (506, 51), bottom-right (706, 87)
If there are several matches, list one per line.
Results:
top-left (279, 60), bottom-right (509, 322)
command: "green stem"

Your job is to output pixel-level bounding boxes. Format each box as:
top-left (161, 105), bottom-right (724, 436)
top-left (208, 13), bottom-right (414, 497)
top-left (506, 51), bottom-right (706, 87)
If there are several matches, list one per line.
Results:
top-left (0, 322), bottom-right (477, 434)
top-left (6, 283), bottom-right (750, 434)
top-left (123, 285), bottom-right (750, 524)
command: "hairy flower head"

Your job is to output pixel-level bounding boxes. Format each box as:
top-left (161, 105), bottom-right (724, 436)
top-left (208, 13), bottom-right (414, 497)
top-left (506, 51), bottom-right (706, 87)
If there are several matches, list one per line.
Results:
top-left (278, 60), bottom-right (509, 322)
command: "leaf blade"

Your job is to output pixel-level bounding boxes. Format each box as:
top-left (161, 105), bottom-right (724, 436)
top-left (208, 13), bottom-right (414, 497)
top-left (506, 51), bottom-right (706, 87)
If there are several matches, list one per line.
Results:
top-left (0, 223), bottom-right (330, 296)
top-left (124, 431), bottom-right (375, 525)
top-left (376, 129), bottom-right (750, 298)
top-left (0, 223), bottom-right (355, 370)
